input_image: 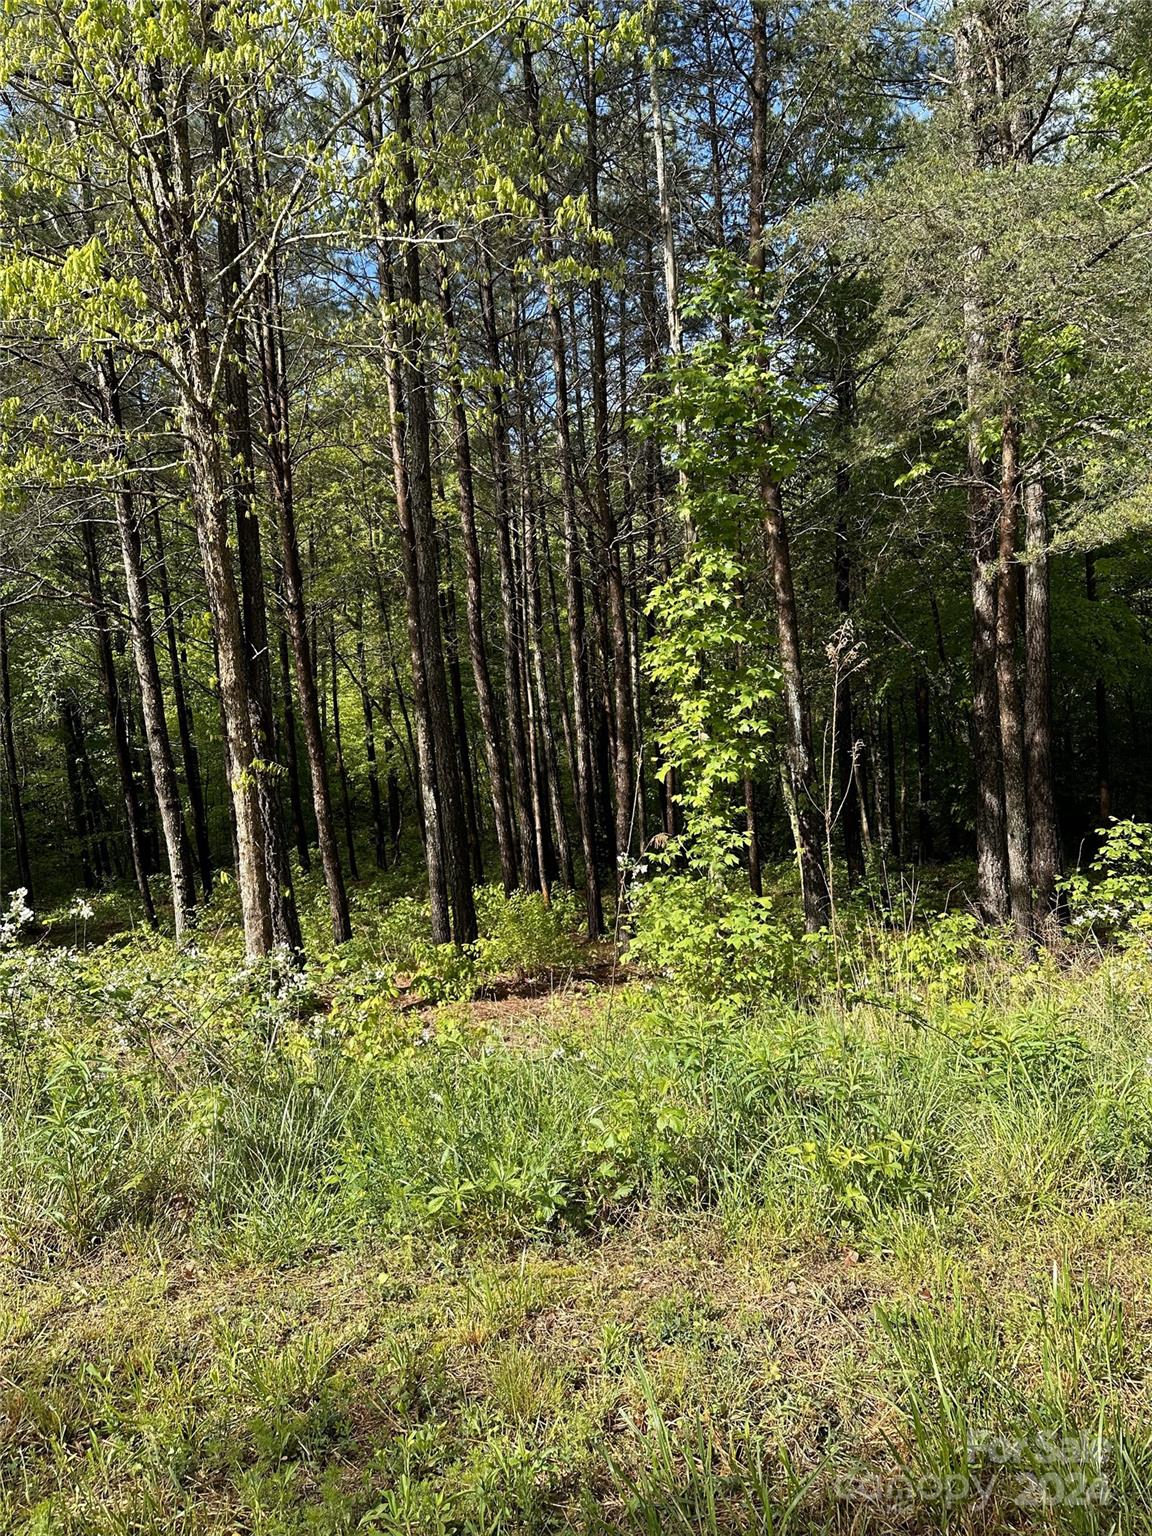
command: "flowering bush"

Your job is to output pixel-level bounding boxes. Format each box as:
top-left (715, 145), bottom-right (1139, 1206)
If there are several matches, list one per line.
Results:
top-left (0, 886), bottom-right (32, 947)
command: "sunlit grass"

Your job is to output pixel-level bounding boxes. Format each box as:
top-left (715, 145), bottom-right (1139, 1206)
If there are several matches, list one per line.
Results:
top-left (4, 878), bottom-right (1152, 1530)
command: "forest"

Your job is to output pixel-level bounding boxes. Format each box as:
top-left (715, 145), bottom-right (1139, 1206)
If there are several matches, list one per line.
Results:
top-left (4, 0), bottom-right (1152, 1532)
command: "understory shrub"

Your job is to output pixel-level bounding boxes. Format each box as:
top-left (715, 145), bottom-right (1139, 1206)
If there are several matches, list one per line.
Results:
top-left (4, 875), bottom-right (1152, 1261)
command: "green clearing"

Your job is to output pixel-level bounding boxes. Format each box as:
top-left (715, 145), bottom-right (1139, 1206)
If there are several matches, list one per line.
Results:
top-left (4, 872), bottom-right (1152, 1533)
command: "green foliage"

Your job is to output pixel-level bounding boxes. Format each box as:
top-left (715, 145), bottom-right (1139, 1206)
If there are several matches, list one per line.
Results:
top-left (11, 882), bottom-right (1152, 1261)
top-left (1062, 820), bottom-right (1152, 946)
top-left (643, 257), bottom-right (812, 871)
top-left (625, 873), bottom-right (994, 1009)
top-left (402, 886), bottom-right (587, 1003)
top-left (652, 256), bottom-right (813, 493)
top-left (625, 872), bottom-right (817, 1004)
top-left (644, 548), bottom-right (779, 871)
top-left (9, 889), bottom-right (1152, 1529)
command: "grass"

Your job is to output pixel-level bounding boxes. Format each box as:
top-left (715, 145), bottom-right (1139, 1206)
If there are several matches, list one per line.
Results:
top-left (5, 870), bottom-right (1152, 1530)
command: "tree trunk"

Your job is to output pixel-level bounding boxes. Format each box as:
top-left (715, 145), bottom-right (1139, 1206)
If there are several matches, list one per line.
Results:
top-left (147, 73), bottom-right (274, 958)
top-left (1085, 553), bottom-right (1111, 825)
top-left (523, 37), bottom-right (604, 936)
top-left (436, 531), bottom-right (484, 886)
top-left (997, 326), bottom-right (1032, 936)
top-left (356, 621), bottom-right (387, 870)
top-left (68, 698), bottom-right (114, 881)
top-left (387, 38), bottom-right (476, 945)
top-left (519, 400), bottom-right (575, 890)
top-left (915, 674), bottom-right (933, 861)
top-left (648, 20), bottom-right (688, 500)
top-left (0, 608), bottom-right (33, 901)
top-left (255, 253), bottom-right (351, 941)
top-left (79, 515), bottom-right (156, 927)
top-left (1024, 480), bottom-right (1060, 936)
top-left (279, 621), bottom-right (312, 872)
top-left (583, 30), bottom-right (636, 867)
top-left (432, 260), bottom-right (517, 893)
top-left (329, 623), bottom-right (359, 883)
top-left (834, 366), bottom-right (866, 884)
top-left (748, 0), bottom-right (829, 930)
top-left (480, 257), bottom-right (537, 891)
top-left (378, 262), bottom-right (449, 939)
top-left (182, 396), bottom-right (274, 956)
top-left (148, 504), bottom-right (213, 896)
top-left (211, 105), bottom-right (302, 955)
top-left (60, 701), bottom-right (96, 891)
top-left (98, 355), bottom-right (197, 937)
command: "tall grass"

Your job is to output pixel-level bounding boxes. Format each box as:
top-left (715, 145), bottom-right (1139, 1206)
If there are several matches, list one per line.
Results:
top-left (4, 893), bottom-right (1152, 1264)
top-left (6, 884), bottom-right (1152, 1531)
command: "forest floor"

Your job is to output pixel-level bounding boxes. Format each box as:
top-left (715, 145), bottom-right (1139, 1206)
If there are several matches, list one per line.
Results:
top-left (4, 879), bottom-right (1152, 1533)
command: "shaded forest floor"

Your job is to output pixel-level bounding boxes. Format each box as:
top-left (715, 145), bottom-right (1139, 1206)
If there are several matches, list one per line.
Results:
top-left (4, 874), bottom-right (1152, 1532)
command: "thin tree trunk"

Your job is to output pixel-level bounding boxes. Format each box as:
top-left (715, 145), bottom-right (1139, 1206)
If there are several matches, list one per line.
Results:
top-left (378, 262), bottom-right (448, 937)
top-left (523, 34), bottom-right (604, 937)
top-left (279, 621), bottom-right (312, 872)
top-left (437, 530), bottom-right (484, 885)
top-left (997, 325), bottom-right (1032, 935)
top-left (519, 397), bottom-right (574, 889)
top-left (583, 29), bottom-right (636, 866)
top-left (744, 776), bottom-right (762, 896)
top-left (356, 620), bottom-right (387, 870)
top-left (1024, 479), bottom-right (1060, 935)
top-left (748, 0), bottom-right (829, 930)
top-left (834, 364), bottom-right (865, 884)
top-left (437, 270), bottom-right (517, 892)
top-left (212, 107), bottom-right (302, 956)
top-left (956, 3), bottom-right (1017, 923)
top-left (60, 701), bottom-right (96, 891)
top-left (62, 699), bottom-right (109, 885)
top-left (98, 355), bottom-right (196, 936)
top-left (0, 608), bottom-right (33, 900)
top-left (256, 260), bottom-right (350, 940)
top-left (648, 18), bottom-right (687, 499)
top-left (885, 705), bottom-right (901, 866)
top-left (386, 38), bottom-right (476, 945)
top-left (480, 258), bottom-right (536, 890)
top-left (915, 674), bottom-right (933, 861)
top-left (79, 515), bottom-right (156, 927)
top-left (148, 504), bottom-right (213, 895)
top-left (329, 622), bottom-right (359, 883)
top-left (1086, 552), bottom-right (1111, 825)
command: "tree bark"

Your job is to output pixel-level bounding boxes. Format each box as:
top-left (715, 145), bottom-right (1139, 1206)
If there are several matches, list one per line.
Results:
top-left (997, 326), bottom-right (1032, 935)
top-left (748, 0), bottom-right (829, 930)
top-left (138, 68), bottom-right (273, 957)
top-left (60, 700), bottom-right (96, 891)
top-left (1023, 480), bottom-right (1060, 935)
top-left (98, 355), bottom-right (197, 937)
top-left (434, 252), bottom-right (518, 893)
top-left (279, 620), bottom-right (312, 872)
top-left (479, 257), bottom-right (537, 891)
top-left (0, 608), bottom-right (33, 901)
top-left (79, 514), bottom-right (156, 927)
top-left (915, 674), bottom-right (933, 862)
top-left (1085, 553), bottom-right (1111, 825)
top-left (211, 103), bottom-right (302, 955)
top-left (386, 34), bottom-right (476, 945)
top-left (148, 504), bottom-right (213, 896)
top-left (834, 365), bottom-right (866, 885)
top-left (355, 621), bottom-right (387, 870)
top-left (329, 622), bottom-right (359, 883)
top-left (583, 28), bottom-right (637, 868)
top-left (522, 31), bottom-right (604, 938)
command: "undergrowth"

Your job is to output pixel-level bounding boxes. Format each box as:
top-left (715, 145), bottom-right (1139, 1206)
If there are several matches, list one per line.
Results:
top-left (5, 840), bottom-right (1152, 1531)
